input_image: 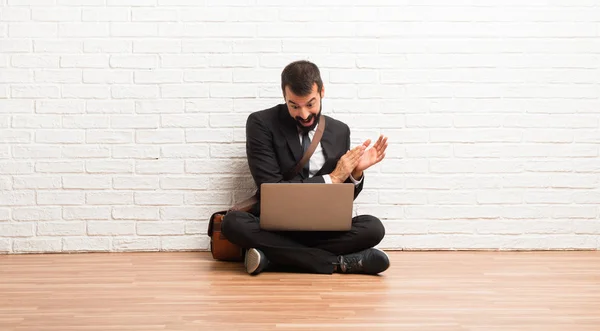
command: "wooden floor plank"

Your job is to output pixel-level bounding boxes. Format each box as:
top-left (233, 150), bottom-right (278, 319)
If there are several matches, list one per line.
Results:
top-left (1, 251), bottom-right (599, 331)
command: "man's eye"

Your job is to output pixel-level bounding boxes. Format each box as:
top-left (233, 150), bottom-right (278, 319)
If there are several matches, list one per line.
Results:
top-left (307, 104), bottom-right (313, 108)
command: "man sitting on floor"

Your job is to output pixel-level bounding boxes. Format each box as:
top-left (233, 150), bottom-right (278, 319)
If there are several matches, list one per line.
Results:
top-left (221, 60), bottom-right (390, 275)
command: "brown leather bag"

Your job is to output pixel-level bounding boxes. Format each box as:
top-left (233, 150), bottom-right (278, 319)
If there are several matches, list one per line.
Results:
top-left (207, 198), bottom-right (256, 262)
top-left (207, 116), bottom-right (326, 261)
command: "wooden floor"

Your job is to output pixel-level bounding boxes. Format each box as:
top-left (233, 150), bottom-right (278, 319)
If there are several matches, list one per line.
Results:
top-left (1, 251), bottom-right (599, 331)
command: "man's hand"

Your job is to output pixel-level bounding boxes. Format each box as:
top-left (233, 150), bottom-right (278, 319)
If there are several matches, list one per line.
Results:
top-left (354, 135), bottom-right (388, 176)
top-left (330, 144), bottom-right (366, 184)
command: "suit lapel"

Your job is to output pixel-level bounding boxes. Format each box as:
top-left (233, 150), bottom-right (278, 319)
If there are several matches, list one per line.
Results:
top-left (278, 105), bottom-right (303, 163)
top-left (319, 115), bottom-right (335, 160)
top-left (314, 115), bottom-right (339, 176)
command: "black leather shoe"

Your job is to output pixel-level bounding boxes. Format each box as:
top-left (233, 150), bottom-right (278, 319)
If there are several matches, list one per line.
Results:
top-left (338, 248), bottom-right (390, 275)
top-left (245, 248), bottom-right (269, 275)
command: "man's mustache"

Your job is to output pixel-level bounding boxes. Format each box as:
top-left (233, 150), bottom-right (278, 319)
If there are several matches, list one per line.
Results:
top-left (295, 113), bottom-right (315, 123)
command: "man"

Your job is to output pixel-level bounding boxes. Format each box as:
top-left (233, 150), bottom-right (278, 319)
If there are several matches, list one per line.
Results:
top-left (221, 60), bottom-right (390, 275)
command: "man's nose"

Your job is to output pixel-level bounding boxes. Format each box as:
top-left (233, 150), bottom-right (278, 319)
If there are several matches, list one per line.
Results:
top-left (299, 109), bottom-right (311, 119)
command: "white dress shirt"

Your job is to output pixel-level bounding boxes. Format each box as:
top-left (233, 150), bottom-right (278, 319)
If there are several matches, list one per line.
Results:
top-left (298, 123), bottom-right (363, 186)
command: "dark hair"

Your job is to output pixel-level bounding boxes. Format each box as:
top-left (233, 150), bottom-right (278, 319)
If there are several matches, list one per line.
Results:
top-left (281, 60), bottom-right (323, 96)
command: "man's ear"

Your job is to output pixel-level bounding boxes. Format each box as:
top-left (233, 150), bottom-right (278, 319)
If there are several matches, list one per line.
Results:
top-left (320, 86), bottom-right (325, 99)
top-left (282, 85), bottom-right (289, 102)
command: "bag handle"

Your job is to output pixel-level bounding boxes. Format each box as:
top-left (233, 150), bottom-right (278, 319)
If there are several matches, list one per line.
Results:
top-left (230, 115), bottom-right (326, 212)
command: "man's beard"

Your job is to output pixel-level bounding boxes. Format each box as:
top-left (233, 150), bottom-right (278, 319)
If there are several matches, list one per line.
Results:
top-left (295, 102), bottom-right (322, 134)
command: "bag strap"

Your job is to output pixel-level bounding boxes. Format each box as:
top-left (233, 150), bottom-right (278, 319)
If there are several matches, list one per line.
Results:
top-left (229, 115), bottom-right (326, 212)
top-left (285, 115), bottom-right (326, 180)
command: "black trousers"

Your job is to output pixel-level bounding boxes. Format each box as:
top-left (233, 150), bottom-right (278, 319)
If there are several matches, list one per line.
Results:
top-left (221, 210), bottom-right (385, 274)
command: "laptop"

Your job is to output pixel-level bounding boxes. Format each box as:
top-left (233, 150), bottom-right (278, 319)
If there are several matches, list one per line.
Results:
top-left (259, 183), bottom-right (354, 231)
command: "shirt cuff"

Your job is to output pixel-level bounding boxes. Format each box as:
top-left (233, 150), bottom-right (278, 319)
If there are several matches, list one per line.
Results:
top-left (322, 174), bottom-right (332, 184)
top-left (349, 173), bottom-right (363, 186)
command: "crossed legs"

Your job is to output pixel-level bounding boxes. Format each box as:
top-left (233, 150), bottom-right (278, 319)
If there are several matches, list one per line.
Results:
top-left (221, 210), bottom-right (386, 274)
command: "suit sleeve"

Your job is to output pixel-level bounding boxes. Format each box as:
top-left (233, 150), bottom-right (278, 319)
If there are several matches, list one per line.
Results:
top-left (343, 125), bottom-right (364, 200)
top-left (246, 113), bottom-right (326, 191)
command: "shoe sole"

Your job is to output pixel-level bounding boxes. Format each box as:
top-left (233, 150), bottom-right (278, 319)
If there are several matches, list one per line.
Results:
top-left (245, 248), bottom-right (261, 275)
top-left (370, 248), bottom-right (390, 274)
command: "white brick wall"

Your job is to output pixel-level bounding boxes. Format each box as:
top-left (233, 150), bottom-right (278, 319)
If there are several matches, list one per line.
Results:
top-left (1, 1), bottom-right (599, 253)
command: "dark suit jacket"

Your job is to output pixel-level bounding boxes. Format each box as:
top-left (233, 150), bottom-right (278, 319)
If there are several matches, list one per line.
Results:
top-left (245, 104), bottom-right (364, 214)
